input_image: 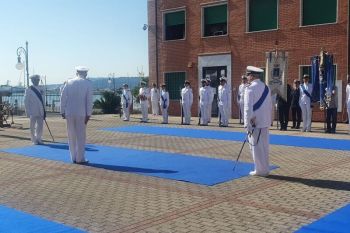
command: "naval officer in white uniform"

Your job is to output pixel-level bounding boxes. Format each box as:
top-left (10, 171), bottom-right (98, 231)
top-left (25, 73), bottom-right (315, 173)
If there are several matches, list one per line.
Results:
top-left (299, 74), bottom-right (313, 132)
top-left (24, 74), bottom-right (46, 145)
top-left (60, 66), bottom-right (93, 164)
top-left (181, 80), bottom-right (193, 125)
top-left (244, 66), bottom-right (272, 176)
top-left (121, 83), bottom-right (132, 121)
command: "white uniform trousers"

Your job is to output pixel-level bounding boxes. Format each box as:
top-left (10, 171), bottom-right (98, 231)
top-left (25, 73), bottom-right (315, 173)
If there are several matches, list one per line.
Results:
top-left (200, 103), bottom-right (208, 125)
top-left (161, 106), bottom-right (168, 123)
top-left (182, 103), bottom-right (191, 124)
top-left (248, 127), bottom-right (270, 175)
top-left (207, 102), bottom-right (212, 122)
top-left (141, 100), bottom-right (149, 122)
top-left (347, 103), bottom-right (350, 133)
top-left (66, 116), bottom-right (87, 163)
top-left (300, 103), bottom-right (312, 131)
top-left (239, 102), bottom-right (244, 123)
top-left (151, 100), bottom-right (159, 115)
top-left (219, 104), bottom-right (229, 126)
top-left (30, 116), bottom-right (44, 144)
top-left (122, 104), bottom-right (130, 121)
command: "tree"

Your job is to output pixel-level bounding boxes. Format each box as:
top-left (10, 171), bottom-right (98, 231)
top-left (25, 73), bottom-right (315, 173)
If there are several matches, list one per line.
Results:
top-left (93, 91), bottom-right (121, 114)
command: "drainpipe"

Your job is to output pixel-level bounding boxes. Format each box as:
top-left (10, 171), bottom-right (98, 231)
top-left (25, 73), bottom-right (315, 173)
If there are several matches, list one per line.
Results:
top-left (155, 0), bottom-right (159, 86)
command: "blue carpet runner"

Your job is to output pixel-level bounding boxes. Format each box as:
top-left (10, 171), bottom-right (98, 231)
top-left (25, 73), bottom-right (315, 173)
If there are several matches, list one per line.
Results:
top-left (295, 204), bottom-right (350, 233)
top-left (104, 125), bottom-right (350, 151)
top-left (0, 205), bottom-right (85, 233)
top-left (1, 143), bottom-right (276, 186)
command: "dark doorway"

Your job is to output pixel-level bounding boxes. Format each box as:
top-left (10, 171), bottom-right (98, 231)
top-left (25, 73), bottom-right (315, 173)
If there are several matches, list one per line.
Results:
top-left (202, 66), bottom-right (227, 117)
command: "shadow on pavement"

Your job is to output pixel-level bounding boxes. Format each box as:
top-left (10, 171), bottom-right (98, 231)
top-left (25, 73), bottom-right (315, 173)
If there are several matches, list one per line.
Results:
top-left (267, 174), bottom-right (350, 192)
top-left (86, 163), bottom-right (178, 174)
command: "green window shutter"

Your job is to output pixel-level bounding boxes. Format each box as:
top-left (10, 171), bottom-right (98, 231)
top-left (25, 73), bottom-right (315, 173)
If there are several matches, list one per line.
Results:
top-left (249, 0), bottom-right (277, 32)
top-left (301, 66), bottom-right (312, 83)
top-left (165, 72), bottom-right (186, 100)
top-left (165, 11), bottom-right (185, 27)
top-left (259, 68), bottom-right (266, 82)
top-left (204, 4), bottom-right (227, 25)
top-left (302, 0), bottom-right (337, 26)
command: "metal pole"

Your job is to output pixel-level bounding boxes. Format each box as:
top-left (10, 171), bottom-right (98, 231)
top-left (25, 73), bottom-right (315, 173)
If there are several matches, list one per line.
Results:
top-left (25, 41), bottom-right (29, 88)
top-left (155, 0), bottom-right (159, 87)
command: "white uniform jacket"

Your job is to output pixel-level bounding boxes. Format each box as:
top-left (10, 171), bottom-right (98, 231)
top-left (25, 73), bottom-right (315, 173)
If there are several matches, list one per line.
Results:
top-left (218, 84), bottom-right (230, 106)
top-left (299, 83), bottom-right (313, 106)
top-left (151, 88), bottom-right (160, 102)
top-left (244, 79), bottom-right (272, 129)
top-left (199, 86), bottom-right (210, 105)
top-left (238, 84), bottom-right (246, 104)
top-left (160, 90), bottom-right (169, 109)
top-left (121, 89), bottom-right (132, 107)
top-left (24, 86), bottom-right (45, 117)
top-left (181, 87), bottom-right (193, 106)
top-left (60, 77), bottom-right (93, 117)
top-left (139, 87), bottom-right (150, 103)
top-left (346, 84), bottom-right (350, 107)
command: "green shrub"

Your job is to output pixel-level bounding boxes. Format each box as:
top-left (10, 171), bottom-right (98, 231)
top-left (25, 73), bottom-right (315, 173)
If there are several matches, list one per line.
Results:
top-left (93, 91), bottom-right (121, 114)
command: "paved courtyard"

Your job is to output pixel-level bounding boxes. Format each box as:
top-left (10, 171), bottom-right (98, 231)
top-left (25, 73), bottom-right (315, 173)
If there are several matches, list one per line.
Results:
top-left (0, 114), bottom-right (349, 233)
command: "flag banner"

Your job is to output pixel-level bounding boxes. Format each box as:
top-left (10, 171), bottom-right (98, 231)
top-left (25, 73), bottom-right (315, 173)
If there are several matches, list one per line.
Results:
top-left (265, 51), bottom-right (288, 101)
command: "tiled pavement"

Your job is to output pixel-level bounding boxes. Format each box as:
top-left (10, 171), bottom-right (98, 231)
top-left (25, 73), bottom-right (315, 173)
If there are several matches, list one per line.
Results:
top-left (0, 114), bottom-right (349, 233)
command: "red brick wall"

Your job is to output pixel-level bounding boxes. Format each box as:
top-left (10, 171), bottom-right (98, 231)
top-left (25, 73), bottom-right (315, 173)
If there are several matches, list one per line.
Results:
top-left (148, 0), bottom-right (349, 121)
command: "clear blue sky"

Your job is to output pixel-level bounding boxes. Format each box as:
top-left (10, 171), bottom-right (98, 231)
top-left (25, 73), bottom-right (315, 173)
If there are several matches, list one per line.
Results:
top-left (0, 0), bottom-right (149, 85)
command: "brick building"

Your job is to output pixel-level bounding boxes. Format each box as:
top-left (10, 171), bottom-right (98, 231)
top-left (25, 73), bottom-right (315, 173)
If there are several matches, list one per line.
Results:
top-left (147, 0), bottom-right (349, 121)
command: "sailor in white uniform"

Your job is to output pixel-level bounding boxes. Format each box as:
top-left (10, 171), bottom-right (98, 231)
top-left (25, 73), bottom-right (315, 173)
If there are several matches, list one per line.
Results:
top-left (238, 75), bottom-right (248, 124)
top-left (121, 83), bottom-right (132, 121)
top-left (199, 79), bottom-right (210, 125)
top-left (139, 81), bottom-right (150, 123)
top-left (151, 83), bottom-right (160, 116)
top-left (206, 77), bottom-right (215, 123)
top-left (218, 77), bottom-right (230, 127)
top-left (24, 74), bottom-right (46, 145)
top-left (299, 74), bottom-right (313, 132)
top-left (346, 77), bottom-right (350, 133)
top-left (181, 80), bottom-right (193, 125)
top-left (159, 83), bottom-right (169, 124)
top-left (60, 66), bottom-right (93, 164)
top-left (244, 66), bottom-right (272, 176)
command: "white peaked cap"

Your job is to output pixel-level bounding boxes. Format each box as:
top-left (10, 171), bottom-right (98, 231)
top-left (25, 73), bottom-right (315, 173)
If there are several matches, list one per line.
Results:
top-left (75, 66), bottom-right (89, 72)
top-left (246, 66), bottom-right (263, 74)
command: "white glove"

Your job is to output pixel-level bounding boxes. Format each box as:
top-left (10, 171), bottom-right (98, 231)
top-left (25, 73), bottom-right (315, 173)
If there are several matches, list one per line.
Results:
top-left (246, 124), bottom-right (253, 135)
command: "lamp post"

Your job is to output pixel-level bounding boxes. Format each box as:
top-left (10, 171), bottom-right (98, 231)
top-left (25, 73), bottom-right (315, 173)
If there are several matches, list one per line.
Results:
top-left (16, 41), bottom-right (29, 88)
top-left (108, 73), bottom-right (116, 93)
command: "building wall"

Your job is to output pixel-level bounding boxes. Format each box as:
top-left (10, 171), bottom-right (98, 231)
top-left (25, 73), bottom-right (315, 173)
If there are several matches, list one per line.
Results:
top-left (148, 0), bottom-right (349, 121)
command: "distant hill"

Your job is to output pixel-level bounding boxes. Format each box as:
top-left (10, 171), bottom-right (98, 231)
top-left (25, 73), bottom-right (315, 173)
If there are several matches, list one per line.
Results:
top-left (44, 76), bottom-right (143, 92)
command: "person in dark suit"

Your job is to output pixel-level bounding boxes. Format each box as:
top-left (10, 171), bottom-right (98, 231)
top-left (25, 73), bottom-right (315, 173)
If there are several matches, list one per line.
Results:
top-left (276, 84), bottom-right (291, 131)
top-left (290, 80), bottom-right (302, 129)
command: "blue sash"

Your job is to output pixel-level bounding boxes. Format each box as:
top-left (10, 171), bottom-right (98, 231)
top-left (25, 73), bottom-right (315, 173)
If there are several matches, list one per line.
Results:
top-left (123, 94), bottom-right (128, 108)
top-left (30, 86), bottom-right (46, 119)
top-left (161, 95), bottom-right (167, 109)
top-left (301, 85), bottom-right (312, 99)
top-left (253, 85), bottom-right (269, 112)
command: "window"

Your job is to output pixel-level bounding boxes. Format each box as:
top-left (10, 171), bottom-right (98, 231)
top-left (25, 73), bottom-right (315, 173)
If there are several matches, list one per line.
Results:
top-left (300, 65), bottom-right (312, 83)
top-left (302, 0), bottom-right (337, 26)
top-left (299, 65), bottom-right (337, 84)
top-left (164, 72), bottom-right (186, 100)
top-left (259, 67), bottom-right (266, 82)
top-left (164, 10), bottom-right (185, 40)
top-left (203, 4), bottom-right (227, 37)
top-left (248, 0), bottom-right (278, 32)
